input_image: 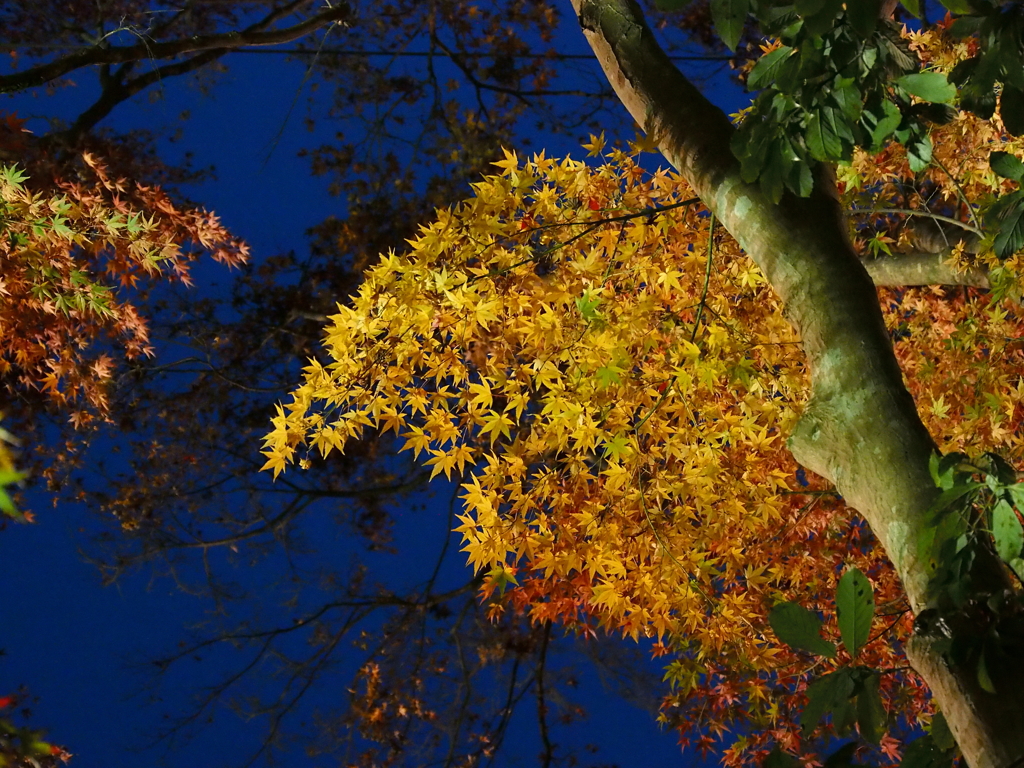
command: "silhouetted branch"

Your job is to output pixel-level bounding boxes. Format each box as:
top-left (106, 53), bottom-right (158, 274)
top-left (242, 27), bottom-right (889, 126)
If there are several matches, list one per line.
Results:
top-left (0, 0), bottom-right (348, 94)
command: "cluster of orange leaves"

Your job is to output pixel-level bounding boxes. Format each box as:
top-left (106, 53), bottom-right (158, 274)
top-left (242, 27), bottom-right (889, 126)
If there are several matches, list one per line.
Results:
top-left (0, 119), bottom-right (247, 425)
top-left (263, 28), bottom-right (1024, 767)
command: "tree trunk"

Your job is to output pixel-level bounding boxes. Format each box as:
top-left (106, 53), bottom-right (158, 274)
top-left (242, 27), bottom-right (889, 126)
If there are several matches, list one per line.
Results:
top-left (569, 1), bottom-right (1024, 766)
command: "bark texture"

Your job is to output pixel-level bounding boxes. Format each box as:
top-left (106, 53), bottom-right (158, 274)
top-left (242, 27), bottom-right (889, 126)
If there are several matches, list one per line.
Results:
top-left (864, 253), bottom-right (989, 288)
top-left (569, 1), bottom-right (1024, 766)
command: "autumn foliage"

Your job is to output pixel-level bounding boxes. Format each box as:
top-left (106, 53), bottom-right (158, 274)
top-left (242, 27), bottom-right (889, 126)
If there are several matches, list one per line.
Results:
top-left (0, 122), bottom-right (247, 426)
top-left (261, 25), bottom-right (1024, 766)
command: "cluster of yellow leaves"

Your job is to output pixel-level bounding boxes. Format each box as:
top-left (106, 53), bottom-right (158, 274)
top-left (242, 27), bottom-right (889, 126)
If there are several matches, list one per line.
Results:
top-left (265, 142), bottom-right (811, 656)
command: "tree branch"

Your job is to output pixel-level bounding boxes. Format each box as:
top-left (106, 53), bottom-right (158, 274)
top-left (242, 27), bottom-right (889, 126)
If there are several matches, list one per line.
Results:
top-left (864, 253), bottom-right (989, 288)
top-left (0, 1), bottom-right (348, 94)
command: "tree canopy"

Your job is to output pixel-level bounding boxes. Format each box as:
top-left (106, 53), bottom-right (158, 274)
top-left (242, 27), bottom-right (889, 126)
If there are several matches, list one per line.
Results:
top-left (8, 1), bottom-right (1024, 767)
top-left (263, 2), bottom-right (1024, 768)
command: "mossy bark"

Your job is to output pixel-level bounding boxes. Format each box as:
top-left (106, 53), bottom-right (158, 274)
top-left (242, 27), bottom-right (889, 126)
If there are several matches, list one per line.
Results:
top-left (571, 1), bottom-right (1024, 766)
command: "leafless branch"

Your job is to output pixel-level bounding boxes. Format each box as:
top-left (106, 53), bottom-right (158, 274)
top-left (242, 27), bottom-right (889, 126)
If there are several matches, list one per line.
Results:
top-left (0, 0), bottom-right (348, 94)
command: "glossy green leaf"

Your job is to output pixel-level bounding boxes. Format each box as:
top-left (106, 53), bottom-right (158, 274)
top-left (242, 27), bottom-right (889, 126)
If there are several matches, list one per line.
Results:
top-left (806, 109), bottom-right (845, 161)
top-left (801, 669), bottom-right (854, 737)
top-left (822, 742), bottom-right (859, 768)
top-left (794, 0), bottom-right (825, 15)
top-left (898, 72), bottom-right (957, 104)
top-left (711, 0), bottom-right (749, 52)
top-left (856, 671), bottom-right (886, 744)
top-left (989, 191), bottom-right (1024, 258)
top-left (939, 0), bottom-right (974, 12)
top-left (1006, 482), bottom-right (1024, 509)
top-left (847, 0), bottom-right (883, 36)
top-left (0, 487), bottom-right (21, 519)
top-left (748, 46), bottom-right (794, 91)
top-left (992, 498), bottom-right (1024, 562)
top-left (901, 0), bottom-right (922, 17)
top-left (862, 99), bottom-right (903, 150)
top-left (735, 123), bottom-right (772, 183)
top-left (900, 735), bottom-right (952, 768)
top-left (907, 134), bottom-right (934, 173)
top-left (977, 647), bottom-right (996, 693)
top-left (576, 289), bottom-right (603, 321)
top-left (929, 712), bottom-right (955, 752)
top-left (1009, 557), bottom-right (1024, 581)
top-left (765, 747), bottom-right (801, 768)
top-left (802, 0), bottom-right (843, 35)
top-left (833, 80), bottom-right (863, 121)
top-left (487, 565), bottom-right (518, 595)
top-left (836, 567), bottom-right (874, 659)
top-left (0, 469), bottom-right (24, 486)
top-left (929, 451), bottom-right (968, 490)
top-left (787, 157), bottom-right (814, 198)
top-left (1001, 86), bottom-right (1024, 137)
top-left (769, 601), bottom-right (837, 657)
top-left (760, 141), bottom-right (787, 204)
top-left (925, 481), bottom-right (982, 517)
top-left (913, 103), bottom-right (957, 125)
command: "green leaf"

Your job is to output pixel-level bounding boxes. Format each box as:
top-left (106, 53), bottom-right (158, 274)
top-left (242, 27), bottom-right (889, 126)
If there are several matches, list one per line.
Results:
top-left (948, 55), bottom-right (979, 86)
top-left (862, 98), bottom-right (903, 150)
top-left (787, 157), bottom-right (814, 198)
top-left (847, 0), bottom-right (883, 37)
top-left (0, 488), bottom-right (22, 520)
top-left (977, 647), bottom-right (996, 692)
top-left (801, 669), bottom-right (855, 737)
top-left (801, 0), bottom-right (843, 35)
top-left (760, 141), bottom-right (788, 204)
top-left (1005, 482), bottom-right (1024, 509)
top-left (576, 289), bottom-right (603, 321)
top-left (748, 46), bottom-right (795, 91)
top-left (929, 451), bottom-right (968, 489)
top-left (711, 0), bottom-right (749, 51)
top-left (833, 79), bottom-right (863, 121)
top-left (794, 0), bottom-right (825, 15)
top-left (912, 103), bottom-right (957, 125)
top-left (805, 109), bottom-right (844, 161)
top-left (939, 0), bottom-right (973, 11)
top-left (29, 740), bottom-right (53, 757)
top-left (907, 134), bottom-right (934, 173)
top-left (900, 735), bottom-right (952, 768)
top-left (856, 671), bottom-right (886, 744)
top-left (0, 165), bottom-right (28, 189)
top-left (1009, 557), bottom-right (1024, 581)
top-left (929, 712), bottom-right (955, 752)
top-left (1001, 86), bottom-right (1024, 137)
top-left (901, 0), bottom-right (922, 17)
top-left (836, 567), bottom-right (874, 659)
top-left (898, 72), bottom-right (957, 104)
top-left (962, 83), bottom-right (998, 120)
top-left (769, 601), bottom-right (837, 657)
top-left (992, 498), bottom-right (1024, 562)
top-left (595, 365), bottom-right (622, 388)
top-left (988, 191), bottom-right (1024, 258)
top-left (487, 565), bottom-right (518, 595)
top-left (0, 469), bottom-right (25, 486)
top-left (601, 433), bottom-right (631, 460)
top-left (654, 0), bottom-right (694, 9)
top-left (734, 121), bottom-right (772, 183)
top-left (926, 481), bottom-right (983, 518)
top-left (765, 747), bottom-right (801, 768)
top-left (822, 742), bottom-right (859, 768)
